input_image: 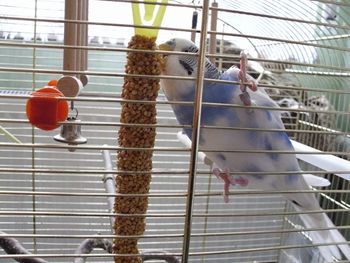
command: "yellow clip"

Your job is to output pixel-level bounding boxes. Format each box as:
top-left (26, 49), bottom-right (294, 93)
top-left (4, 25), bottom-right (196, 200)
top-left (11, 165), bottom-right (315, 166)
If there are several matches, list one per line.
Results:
top-left (132, 0), bottom-right (168, 38)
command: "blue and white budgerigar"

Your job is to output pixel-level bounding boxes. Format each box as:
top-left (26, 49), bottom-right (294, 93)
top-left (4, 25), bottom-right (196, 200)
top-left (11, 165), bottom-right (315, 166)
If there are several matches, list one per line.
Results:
top-left (159, 38), bottom-right (350, 262)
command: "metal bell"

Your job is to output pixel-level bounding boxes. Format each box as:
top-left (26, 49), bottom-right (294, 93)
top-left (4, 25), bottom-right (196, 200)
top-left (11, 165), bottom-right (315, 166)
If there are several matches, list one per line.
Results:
top-left (54, 117), bottom-right (87, 151)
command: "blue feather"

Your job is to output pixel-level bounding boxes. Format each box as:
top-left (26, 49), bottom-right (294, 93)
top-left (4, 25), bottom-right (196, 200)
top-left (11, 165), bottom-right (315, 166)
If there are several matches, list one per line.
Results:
top-left (264, 136), bottom-right (279, 160)
top-left (245, 164), bottom-right (265, 180)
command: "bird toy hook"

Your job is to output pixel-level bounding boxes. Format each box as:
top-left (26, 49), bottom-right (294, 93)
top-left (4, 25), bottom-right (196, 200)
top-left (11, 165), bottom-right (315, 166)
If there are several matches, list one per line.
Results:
top-left (132, 0), bottom-right (168, 38)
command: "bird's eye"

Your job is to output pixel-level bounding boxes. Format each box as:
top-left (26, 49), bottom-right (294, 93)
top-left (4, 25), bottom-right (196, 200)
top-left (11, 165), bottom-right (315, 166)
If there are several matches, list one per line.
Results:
top-left (182, 46), bottom-right (198, 53)
top-left (182, 45), bottom-right (198, 53)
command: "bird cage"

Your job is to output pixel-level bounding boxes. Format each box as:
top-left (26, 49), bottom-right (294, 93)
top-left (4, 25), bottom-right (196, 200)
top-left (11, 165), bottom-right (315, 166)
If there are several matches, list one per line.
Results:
top-left (0, 0), bottom-right (350, 262)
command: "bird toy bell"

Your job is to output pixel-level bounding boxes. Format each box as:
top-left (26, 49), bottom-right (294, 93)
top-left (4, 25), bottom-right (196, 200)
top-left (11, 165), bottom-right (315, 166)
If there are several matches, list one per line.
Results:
top-left (54, 112), bottom-right (87, 151)
top-left (53, 75), bottom-right (88, 151)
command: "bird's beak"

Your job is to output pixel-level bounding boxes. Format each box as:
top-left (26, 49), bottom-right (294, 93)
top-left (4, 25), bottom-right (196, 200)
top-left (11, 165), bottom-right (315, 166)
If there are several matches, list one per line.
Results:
top-left (158, 43), bottom-right (173, 51)
top-left (158, 41), bottom-right (175, 70)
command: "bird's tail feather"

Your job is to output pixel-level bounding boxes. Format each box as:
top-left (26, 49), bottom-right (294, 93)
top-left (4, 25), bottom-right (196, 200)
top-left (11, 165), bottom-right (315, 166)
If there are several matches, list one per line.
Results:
top-left (292, 203), bottom-right (350, 262)
top-left (324, 214), bottom-right (350, 260)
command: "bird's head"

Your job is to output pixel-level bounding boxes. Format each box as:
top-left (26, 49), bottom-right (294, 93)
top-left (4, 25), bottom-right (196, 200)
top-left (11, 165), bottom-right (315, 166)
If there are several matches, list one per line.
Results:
top-left (158, 38), bottom-right (220, 100)
top-left (158, 38), bottom-right (199, 100)
top-left (159, 38), bottom-right (199, 77)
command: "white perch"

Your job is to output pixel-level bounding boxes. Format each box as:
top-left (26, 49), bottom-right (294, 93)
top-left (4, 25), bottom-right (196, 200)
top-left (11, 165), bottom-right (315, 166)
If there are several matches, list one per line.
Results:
top-left (176, 131), bottom-right (332, 187)
top-left (101, 147), bottom-right (116, 231)
top-left (291, 139), bottom-right (350, 182)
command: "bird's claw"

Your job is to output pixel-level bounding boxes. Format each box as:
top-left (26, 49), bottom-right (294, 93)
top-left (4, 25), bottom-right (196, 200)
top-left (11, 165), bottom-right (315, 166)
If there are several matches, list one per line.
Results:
top-left (213, 168), bottom-right (249, 203)
top-left (238, 51), bottom-right (257, 107)
top-left (239, 91), bottom-right (251, 106)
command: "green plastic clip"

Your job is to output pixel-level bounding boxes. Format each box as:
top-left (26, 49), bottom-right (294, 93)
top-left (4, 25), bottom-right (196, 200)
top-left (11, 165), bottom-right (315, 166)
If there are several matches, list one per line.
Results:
top-left (132, 0), bottom-right (168, 38)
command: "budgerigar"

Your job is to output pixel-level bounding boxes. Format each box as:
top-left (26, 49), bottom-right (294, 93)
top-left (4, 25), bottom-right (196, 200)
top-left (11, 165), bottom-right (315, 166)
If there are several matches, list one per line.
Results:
top-left (159, 38), bottom-right (350, 262)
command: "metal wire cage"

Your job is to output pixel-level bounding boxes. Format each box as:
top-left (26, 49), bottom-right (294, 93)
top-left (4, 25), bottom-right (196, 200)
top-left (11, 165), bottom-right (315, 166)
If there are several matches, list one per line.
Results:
top-left (0, 0), bottom-right (350, 262)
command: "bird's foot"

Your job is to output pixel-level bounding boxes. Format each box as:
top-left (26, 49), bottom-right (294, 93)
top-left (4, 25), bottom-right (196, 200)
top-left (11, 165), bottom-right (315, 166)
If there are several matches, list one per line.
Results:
top-left (213, 168), bottom-right (249, 203)
top-left (238, 51), bottom-right (257, 107)
top-left (239, 91), bottom-right (251, 107)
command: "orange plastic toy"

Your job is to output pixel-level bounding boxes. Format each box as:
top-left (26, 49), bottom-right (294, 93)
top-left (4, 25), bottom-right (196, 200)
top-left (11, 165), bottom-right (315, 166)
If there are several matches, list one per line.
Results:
top-left (26, 86), bottom-right (69, 131)
top-left (47, 79), bottom-right (58, 86)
